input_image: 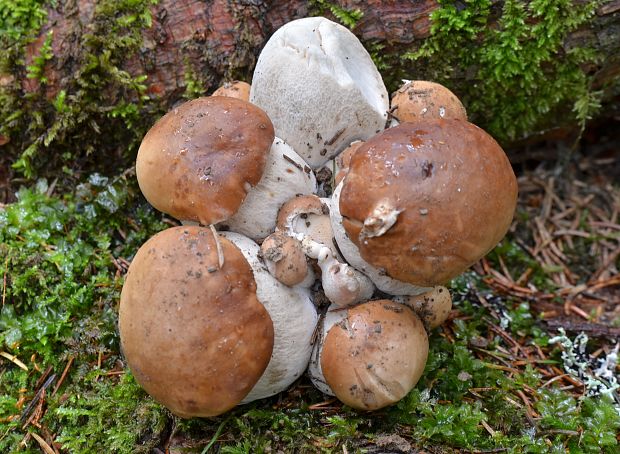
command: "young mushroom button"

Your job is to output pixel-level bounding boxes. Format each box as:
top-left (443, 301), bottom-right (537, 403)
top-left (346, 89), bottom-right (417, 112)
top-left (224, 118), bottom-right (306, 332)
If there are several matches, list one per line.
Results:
top-left (309, 300), bottom-right (429, 410)
top-left (260, 231), bottom-right (313, 287)
top-left (212, 80), bottom-right (251, 101)
top-left (276, 194), bottom-right (374, 307)
top-left (390, 80), bottom-right (468, 122)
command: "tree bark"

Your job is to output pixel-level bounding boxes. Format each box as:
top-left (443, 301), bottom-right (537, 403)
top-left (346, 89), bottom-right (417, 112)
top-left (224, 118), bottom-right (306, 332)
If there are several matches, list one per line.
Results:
top-left (23, 0), bottom-right (620, 103)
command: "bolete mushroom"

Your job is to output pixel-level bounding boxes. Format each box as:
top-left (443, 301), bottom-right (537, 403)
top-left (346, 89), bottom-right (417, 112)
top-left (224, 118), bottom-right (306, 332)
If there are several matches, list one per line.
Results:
top-left (390, 80), bottom-right (467, 122)
top-left (394, 286), bottom-right (452, 329)
top-left (136, 96), bottom-right (274, 226)
top-left (120, 226), bottom-right (318, 417)
top-left (333, 119), bottom-right (518, 288)
top-left (119, 226), bottom-right (274, 417)
top-left (212, 80), bottom-right (251, 101)
top-left (250, 17), bottom-right (389, 169)
top-left (260, 231), bottom-right (314, 287)
top-left (308, 300), bottom-right (429, 410)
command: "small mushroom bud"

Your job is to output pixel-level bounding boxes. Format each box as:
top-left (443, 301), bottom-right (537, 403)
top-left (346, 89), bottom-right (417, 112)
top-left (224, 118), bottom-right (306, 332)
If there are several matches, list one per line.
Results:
top-left (390, 80), bottom-right (467, 122)
top-left (276, 194), bottom-right (341, 260)
top-left (313, 243), bottom-right (374, 307)
top-left (260, 231), bottom-right (313, 287)
top-left (309, 300), bottom-right (429, 410)
top-left (394, 286), bottom-right (452, 329)
top-left (212, 80), bottom-right (251, 101)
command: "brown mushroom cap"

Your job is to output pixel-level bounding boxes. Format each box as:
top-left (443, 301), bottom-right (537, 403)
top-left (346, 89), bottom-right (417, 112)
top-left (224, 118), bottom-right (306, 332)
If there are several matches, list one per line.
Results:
top-left (119, 226), bottom-right (274, 418)
top-left (136, 96), bottom-right (274, 225)
top-left (335, 141), bottom-right (364, 186)
top-left (212, 81), bottom-right (251, 101)
top-left (260, 231), bottom-right (309, 286)
top-left (398, 286), bottom-right (452, 329)
top-left (391, 80), bottom-right (467, 122)
top-left (320, 300), bottom-right (428, 410)
top-left (276, 194), bottom-right (328, 230)
top-left (339, 120), bottom-right (518, 286)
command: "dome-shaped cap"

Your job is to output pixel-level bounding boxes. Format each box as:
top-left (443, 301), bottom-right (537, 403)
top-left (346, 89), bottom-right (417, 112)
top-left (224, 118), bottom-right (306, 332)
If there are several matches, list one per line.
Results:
top-left (119, 226), bottom-right (274, 417)
top-left (320, 300), bottom-right (428, 410)
top-left (391, 80), bottom-right (467, 122)
top-left (339, 120), bottom-right (518, 286)
top-left (136, 96), bottom-right (274, 225)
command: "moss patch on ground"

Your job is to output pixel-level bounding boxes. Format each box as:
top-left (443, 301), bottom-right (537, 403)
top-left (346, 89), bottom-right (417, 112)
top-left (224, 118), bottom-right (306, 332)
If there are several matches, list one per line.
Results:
top-left (1, 178), bottom-right (618, 452)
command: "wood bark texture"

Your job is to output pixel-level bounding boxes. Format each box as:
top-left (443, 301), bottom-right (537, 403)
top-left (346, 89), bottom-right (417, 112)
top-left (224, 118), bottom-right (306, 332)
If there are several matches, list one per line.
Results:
top-left (22, 1), bottom-right (616, 99)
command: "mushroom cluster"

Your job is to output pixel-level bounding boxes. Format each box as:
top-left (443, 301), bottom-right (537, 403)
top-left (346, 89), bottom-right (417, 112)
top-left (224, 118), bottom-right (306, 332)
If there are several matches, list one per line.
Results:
top-left (119, 16), bottom-right (517, 417)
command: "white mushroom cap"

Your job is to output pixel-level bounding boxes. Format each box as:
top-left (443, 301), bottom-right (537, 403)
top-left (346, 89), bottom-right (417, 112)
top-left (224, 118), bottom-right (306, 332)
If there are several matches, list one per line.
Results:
top-left (220, 138), bottom-right (317, 241)
top-left (250, 17), bottom-right (389, 169)
top-left (220, 232), bottom-right (318, 402)
top-left (330, 183), bottom-right (430, 295)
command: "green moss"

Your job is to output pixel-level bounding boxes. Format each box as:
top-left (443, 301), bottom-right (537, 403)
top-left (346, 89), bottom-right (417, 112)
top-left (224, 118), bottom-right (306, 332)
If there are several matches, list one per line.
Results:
top-left (310, 1), bottom-right (364, 29)
top-left (0, 176), bottom-right (170, 452)
top-left (1, 0), bottom-right (161, 179)
top-left (368, 0), bottom-right (604, 142)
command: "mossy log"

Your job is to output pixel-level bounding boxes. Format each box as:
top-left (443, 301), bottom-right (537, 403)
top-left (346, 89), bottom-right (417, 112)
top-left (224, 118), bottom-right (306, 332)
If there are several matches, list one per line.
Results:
top-left (22, 0), bottom-right (620, 102)
top-left (2, 0), bottom-right (620, 180)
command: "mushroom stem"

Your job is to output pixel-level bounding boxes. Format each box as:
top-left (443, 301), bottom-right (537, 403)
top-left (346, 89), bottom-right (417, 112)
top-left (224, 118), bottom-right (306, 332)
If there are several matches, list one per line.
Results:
top-left (302, 238), bottom-right (374, 307)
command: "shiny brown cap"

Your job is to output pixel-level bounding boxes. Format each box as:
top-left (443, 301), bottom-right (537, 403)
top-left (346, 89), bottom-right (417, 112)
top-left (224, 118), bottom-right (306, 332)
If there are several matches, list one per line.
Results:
top-left (119, 226), bottom-right (274, 418)
top-left (339, 120), bottom-right (518, 286)
top-left (321, 300), bottom-right (428, 410)
top-left (212, 81), bottom-right (251, 101)
top-left (391, 80), bottom-right (467, 122)
top-left (136, 96), bottom-right (274, 225)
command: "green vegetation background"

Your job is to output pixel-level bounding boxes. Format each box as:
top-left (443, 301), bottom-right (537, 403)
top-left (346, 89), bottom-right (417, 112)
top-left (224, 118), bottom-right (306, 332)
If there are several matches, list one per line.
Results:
top-left (1, 0), bottom-right (618, 452)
